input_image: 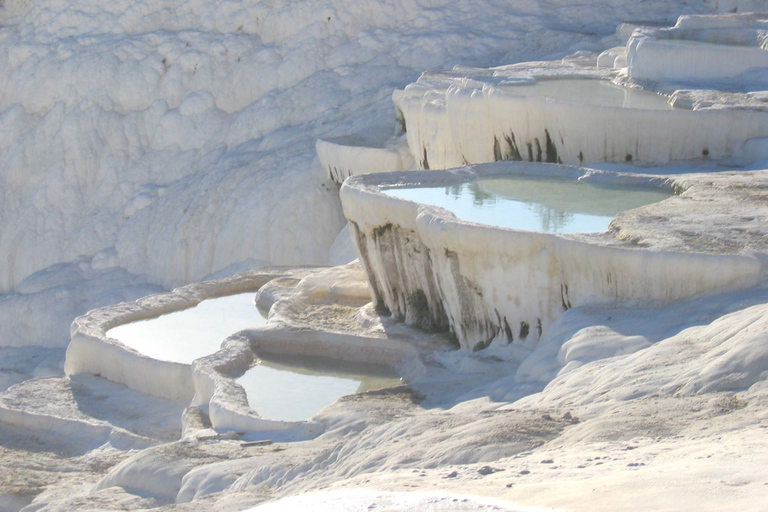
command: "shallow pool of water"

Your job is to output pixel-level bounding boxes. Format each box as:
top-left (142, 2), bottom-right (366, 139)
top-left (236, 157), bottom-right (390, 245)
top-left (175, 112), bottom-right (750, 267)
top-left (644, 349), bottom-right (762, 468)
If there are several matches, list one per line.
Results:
top-left (107, 293), bottom-right (267, 364)
top-left (499, 79), bottom-right (674, 110)
top-left (384, 176), bottom-right (670, 233)
top-left (237, 354), bottom-right (402, 422)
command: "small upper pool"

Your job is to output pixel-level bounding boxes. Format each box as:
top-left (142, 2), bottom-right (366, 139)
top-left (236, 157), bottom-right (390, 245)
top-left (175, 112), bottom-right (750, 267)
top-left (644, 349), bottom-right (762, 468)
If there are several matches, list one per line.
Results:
top-left (384, 176), bottom-right (671, 234)
top-left (498, 79), bottom-right (675, 110)
top-left (107, 293), bottom-right (267, 364)
top-left (237, 354), bottom-right (402, 422)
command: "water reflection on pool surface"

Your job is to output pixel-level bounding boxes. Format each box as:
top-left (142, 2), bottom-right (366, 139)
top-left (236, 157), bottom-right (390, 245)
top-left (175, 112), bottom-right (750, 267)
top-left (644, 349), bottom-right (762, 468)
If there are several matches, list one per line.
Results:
top-left (385, 176), bottom-right (670, 234)
top-left (107, 292), bottom-right (267, 364)
top-left (238, 354), bottom-right (402, 421)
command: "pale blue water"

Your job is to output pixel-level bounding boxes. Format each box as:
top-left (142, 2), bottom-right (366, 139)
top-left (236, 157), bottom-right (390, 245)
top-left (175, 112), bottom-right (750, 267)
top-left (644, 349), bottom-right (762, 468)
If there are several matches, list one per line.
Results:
top-left (500, 79), bottom-right (674, 110)
top-left (384, 176), bottom-right (670, 234)
top-left (107, 292), bottom-right (267, 364)
top-left (237, 354), bottom-right (402, 421)
top-left (109, 291), bottom-right (402, 421)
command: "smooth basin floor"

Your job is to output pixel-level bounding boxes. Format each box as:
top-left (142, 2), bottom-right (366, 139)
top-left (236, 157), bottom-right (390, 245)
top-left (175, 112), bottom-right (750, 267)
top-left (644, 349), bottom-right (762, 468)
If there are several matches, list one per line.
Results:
top-left (107, 293), bottom-right (267, 364)
top-left (384, 176), bottom-right (671, 233)
top-left (498, 79), bottom-right (675, 110)
top-left (237, 354), bottom-right (402, 422)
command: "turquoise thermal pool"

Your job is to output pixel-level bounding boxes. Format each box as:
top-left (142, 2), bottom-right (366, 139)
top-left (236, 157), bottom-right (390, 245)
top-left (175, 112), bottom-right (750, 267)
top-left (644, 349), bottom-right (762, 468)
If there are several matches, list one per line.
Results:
top-left (237, 354), bottom-right (402, 421)
top-left (107, 292), bottom-right (267, 364)
top-left (384, 176), bottom-right (671, 234)
top-left (499, 78), bottom-right (675, 110)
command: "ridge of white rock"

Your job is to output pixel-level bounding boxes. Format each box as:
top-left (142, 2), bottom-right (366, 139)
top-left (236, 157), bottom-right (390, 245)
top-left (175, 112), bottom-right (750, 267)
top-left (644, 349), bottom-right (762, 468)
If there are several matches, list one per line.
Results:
top-left (394, 61), bottom-right (768, 170)
top-left (625, 13), bottom-right (768, 83)
top-left (244, 490), bottom-right (541, 512)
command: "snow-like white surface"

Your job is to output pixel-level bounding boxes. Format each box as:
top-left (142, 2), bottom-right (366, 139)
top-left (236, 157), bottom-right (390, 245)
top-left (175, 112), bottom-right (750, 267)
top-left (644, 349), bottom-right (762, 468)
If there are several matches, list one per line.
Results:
top-left (717, 0), bottom-right (768, 13)
top-left (629, 38), bottom-right (768, 82)
top-left (327, 224), bottom-right (359, 266)
top-left (0, 346), bottom-right (63, 391)
top-left (514, 287), bottom-right (768, 402)
top-left (342, 163), bottom-right (762, 349)
top-left (514, 283), bottom-right (768, 387)
top-left (0, 256), bottom-right (161, 349)
top-left (0, 373), bottom-right (186, 459)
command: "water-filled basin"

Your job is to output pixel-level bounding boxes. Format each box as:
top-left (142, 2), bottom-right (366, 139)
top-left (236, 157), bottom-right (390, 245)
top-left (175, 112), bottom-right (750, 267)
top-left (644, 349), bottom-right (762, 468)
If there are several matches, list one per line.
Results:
top-left (107, 293), bottom-right (267, 364)
top-left (384, 176), bottom-right (670, 233)
top-left (237, 354), bottom-right (402, 421)
top-left (498, 79), bottom-right (675, 110)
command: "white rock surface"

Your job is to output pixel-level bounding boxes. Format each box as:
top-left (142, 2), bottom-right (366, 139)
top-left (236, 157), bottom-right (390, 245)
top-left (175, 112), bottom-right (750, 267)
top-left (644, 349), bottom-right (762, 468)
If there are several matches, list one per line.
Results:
top-left (340, 163), bottom-right (764, 350)
top-left (0, 256), bottom-right (161, 349)
top-left (0, 0), bottom-right (705, 297)
top-left (626, 13), bottom-right (768, 82)
top-left (317, 134), bottom-right (415, 184)
top-left (3, 2), bottom-right (768, 512)
top-left (327, 224), bottom-right (359, 267)
top-left (395, 62), bottom-right (768, 169)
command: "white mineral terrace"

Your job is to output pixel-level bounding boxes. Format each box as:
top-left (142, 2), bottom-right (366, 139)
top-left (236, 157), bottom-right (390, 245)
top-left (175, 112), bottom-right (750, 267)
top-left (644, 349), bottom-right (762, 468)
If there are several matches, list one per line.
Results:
top-left (394, 71), bottom-right (768, 169)
top-left (64, 271), bottom-right (289, 402)
top-left (64, 266), bottom-right (423, 438)
top-left (105, 292), bottom-right (400, 423)
top-left (341, 162), bottom-right (762, 351)
top-left (624, 13), bottom-right (768, 82)
top-left (628, 39), bottom-right (768, 82)
top-left (316, 135), bottom-right (414, 184)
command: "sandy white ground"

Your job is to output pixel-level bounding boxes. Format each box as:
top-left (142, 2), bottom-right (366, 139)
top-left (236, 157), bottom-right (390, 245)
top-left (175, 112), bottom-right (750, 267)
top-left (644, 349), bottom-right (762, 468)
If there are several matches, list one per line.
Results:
top-left (0, 0), bottom-right (716, 350)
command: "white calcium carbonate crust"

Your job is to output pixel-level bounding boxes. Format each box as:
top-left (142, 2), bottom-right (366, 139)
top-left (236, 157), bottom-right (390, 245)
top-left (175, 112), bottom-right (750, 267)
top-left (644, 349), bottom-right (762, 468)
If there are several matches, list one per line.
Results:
top-left (0, 0), bottom-right (715, 295)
